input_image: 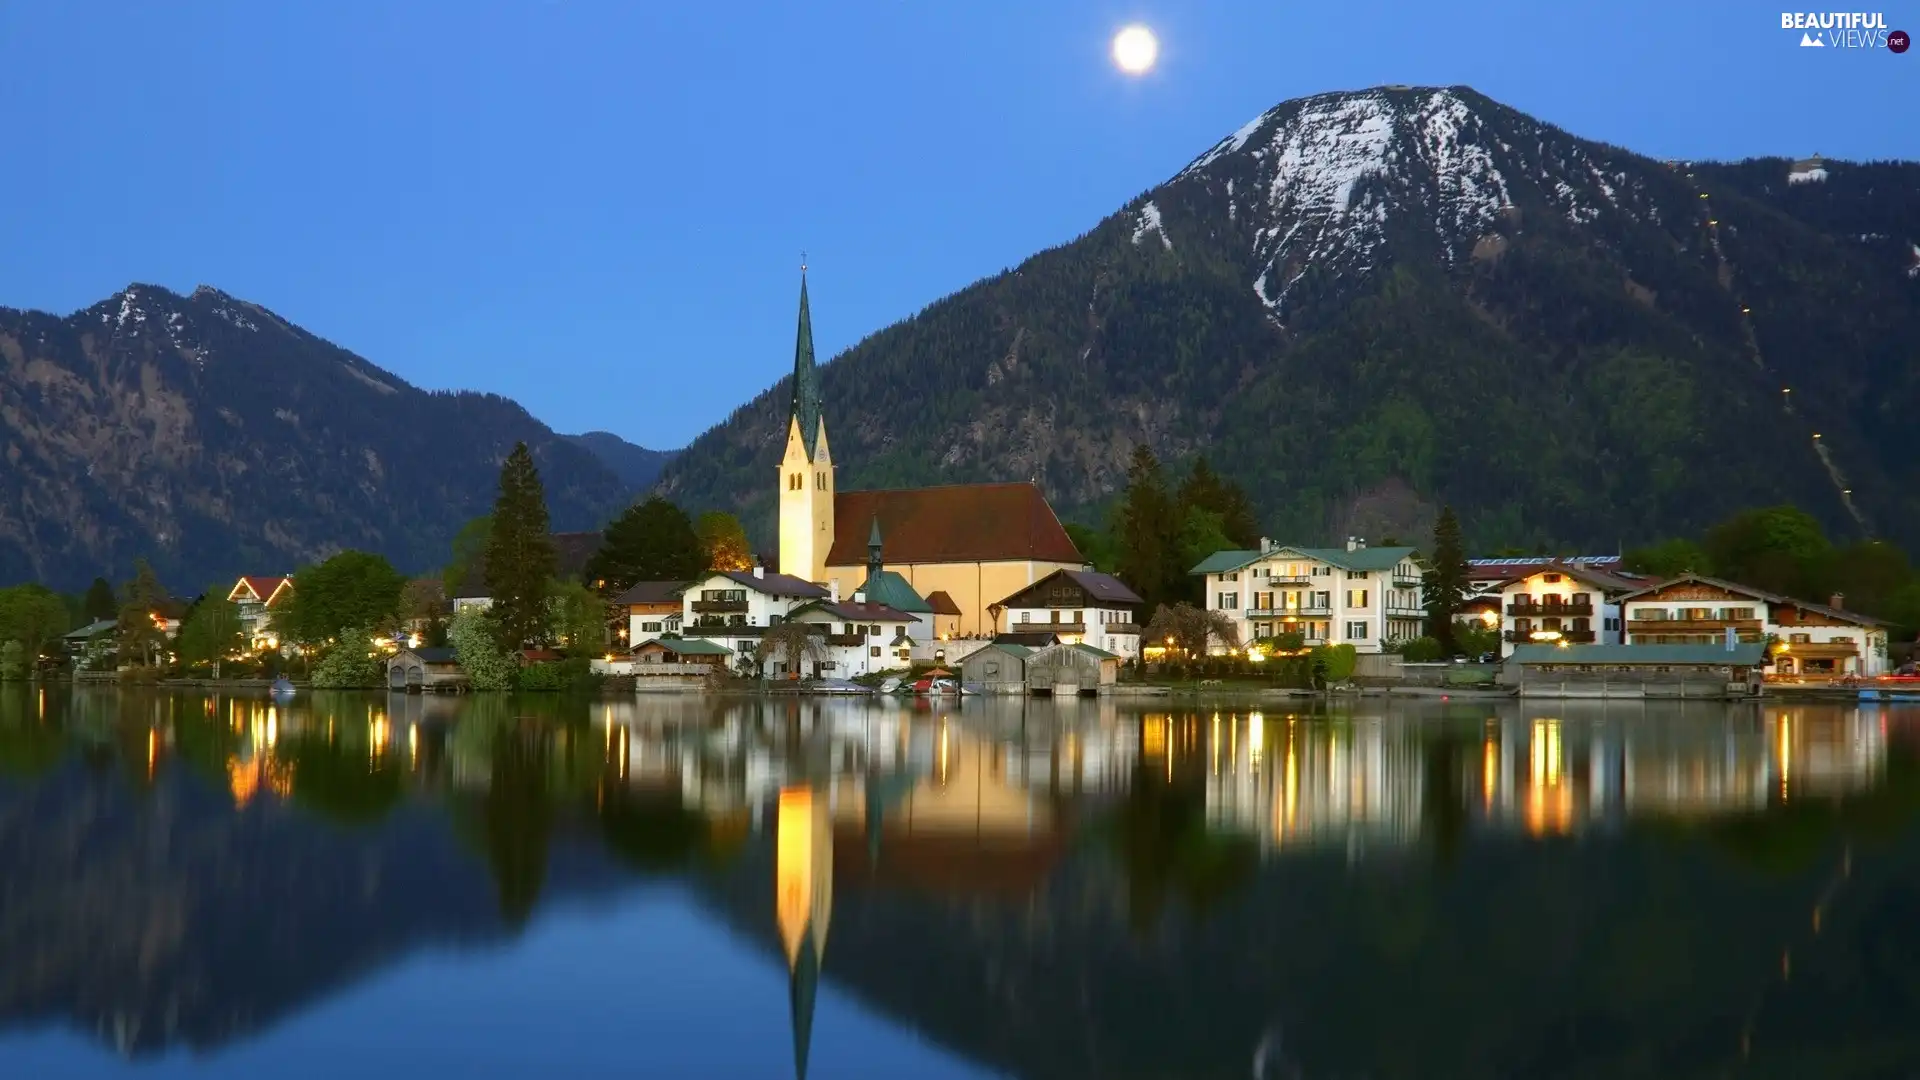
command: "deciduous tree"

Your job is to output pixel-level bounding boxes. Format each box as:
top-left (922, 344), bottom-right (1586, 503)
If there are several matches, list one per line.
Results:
top-left (0, 584), bottom-right (72, 662)
top-left (1143, 602), bottom-right (1240, 661)
top-left (754, 620), bottom-right (825, 679)
top-left (587, 496), bottom-right (705, 595)
top-left (450, 608), bottom-right (516, 690)
top-left (548, 578), bottom-right (607, 653)
top-left (695, 510), bottom-right (754, 572)
top-left (485, 443), bottom-right (557, 649)
top-left (177, 596), bottom-right (244, 668)
top-left (279, 551), bottom-right (405, 645)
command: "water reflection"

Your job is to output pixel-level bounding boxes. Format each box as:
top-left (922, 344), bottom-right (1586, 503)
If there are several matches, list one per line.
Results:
top-left (1, 687), bottom-right (1918, 1077)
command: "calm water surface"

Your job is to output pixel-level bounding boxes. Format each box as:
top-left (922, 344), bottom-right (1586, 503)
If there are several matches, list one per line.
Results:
top-left (2, 688), bottom-right (1918, 1079)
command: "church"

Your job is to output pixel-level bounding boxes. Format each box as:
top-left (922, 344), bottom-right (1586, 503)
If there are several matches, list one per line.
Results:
top-left (776, 272), bottom-right (1084, 636)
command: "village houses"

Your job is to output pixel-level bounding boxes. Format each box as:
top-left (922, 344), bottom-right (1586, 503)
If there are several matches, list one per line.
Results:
top-left (1616, 574), bottom-right (1890, 677)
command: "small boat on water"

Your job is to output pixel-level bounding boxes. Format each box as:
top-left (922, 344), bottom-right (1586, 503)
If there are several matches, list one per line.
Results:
top-left (270, 677), bottom-right (296, 698)
top-left (911, 670), bottom-right (976, 696)
top-left (879, 677), bottom-right (902, 695)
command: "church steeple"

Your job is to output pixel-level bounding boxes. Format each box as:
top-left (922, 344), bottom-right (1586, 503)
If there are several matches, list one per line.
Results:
top-left (866, 517), bottom-right (884, 581)
top-left (778, 263), bottom-right (834, 586)
top-left (791, 268), bottom-right (824, 463)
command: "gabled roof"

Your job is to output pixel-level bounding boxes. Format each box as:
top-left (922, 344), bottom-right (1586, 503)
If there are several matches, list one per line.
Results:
top-left (396, 647), bottom-right (460, 664)
top-left (994, 632), bottom-right (1061, 648)
top-left (994, 569), bottom-right (1143, 610)
top-left (1615, 574), bottom-right (1887, 626)
top-left (640, 637), bottom-right (733, 657)
top-left (1496, 560), bottom-right (1644, 594)
top-left (1508, 642), bottom-right (1768, 665)
top-left (965, 641), bottom-right (1034, 660)
top-left (826, 483), bottom-right (1081, 566)
top-left (1468, 555), bottom-right (1624, 582)
top-left (701, 569), bottom-right (830, 599)
top-left (854, 569), bottom-right (931, 614)
top-left (64, 619), bottom-right (117, 640)
top-left (788, 599), bottom-right (919, 624)
top-left (228, 575), bottom-right (294, 606)
top-left (924, 590), bottom-right (962, 616)
top-left (614, 580), bottom-right (690, 606)
top-left (1190, 545), bottom-right (1418, 575)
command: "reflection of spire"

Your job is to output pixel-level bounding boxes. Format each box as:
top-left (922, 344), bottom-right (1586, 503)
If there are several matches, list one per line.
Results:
top-left (776, 786), bottom-right (832, 1080)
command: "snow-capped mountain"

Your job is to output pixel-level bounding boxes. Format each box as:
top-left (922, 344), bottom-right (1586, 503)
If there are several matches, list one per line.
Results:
top-left (662, 85), bottom-right (1920, 554)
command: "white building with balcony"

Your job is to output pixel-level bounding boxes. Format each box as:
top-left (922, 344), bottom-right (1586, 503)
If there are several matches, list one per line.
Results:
top-left (1495, 561), bottom-right (1642, 658)
top-left (1189, 538), bottom-right (1426, 654)
top-left (1614, 574), bottom-right (1890, 677)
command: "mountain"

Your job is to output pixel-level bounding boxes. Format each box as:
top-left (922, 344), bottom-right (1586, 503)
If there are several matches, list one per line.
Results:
top-left (561, 431), bottom-right (679, 491)
top-left (0, 284), bottom-right (633, 589)
top-left (657, 85), bottom-right (1920, 554)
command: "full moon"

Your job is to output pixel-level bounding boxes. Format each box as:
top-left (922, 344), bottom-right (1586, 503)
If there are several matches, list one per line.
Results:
top-left (1111, 25), bottom-right (1158, 75)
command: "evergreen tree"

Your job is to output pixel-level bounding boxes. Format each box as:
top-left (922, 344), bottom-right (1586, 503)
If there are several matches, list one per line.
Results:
top-left (1423, 506), bottom-right (1470, 654)
top-left (588, 496), bottom-right (706, 594)
top-left (83, 577), bottom-right (117, 622)
top-left (694, 510), bottom-right (754, 572)
top-left (1114, 446), bottom-right (1183, 613)
top-left (485, 443), bottom-right (557, 649)
top-left (116, 560), bottom-right (168, 667)
top-left (1177, 456), bottom-right (1261, 548)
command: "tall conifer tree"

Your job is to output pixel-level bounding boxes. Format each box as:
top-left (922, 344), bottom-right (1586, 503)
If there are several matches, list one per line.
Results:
top-left (1115, 446), bottom-right (1182, 613)
top-left (485, 443), bottom-right (556, 649)
top-left (1423, 506), bottom-right (1470, 653)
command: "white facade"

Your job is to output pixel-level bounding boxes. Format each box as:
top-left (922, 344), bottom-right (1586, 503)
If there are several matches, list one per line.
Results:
top-left (1496, 568), bottom-right (1628, 659)
top-left (1618, 576), bottom-right (1890, 677)
top-left (778, 601), bottom-right (918, 677)
top-left (1004, 605), bottom-right (1141, 659)
top-left (1195, 541), bottom-right (1425, 655)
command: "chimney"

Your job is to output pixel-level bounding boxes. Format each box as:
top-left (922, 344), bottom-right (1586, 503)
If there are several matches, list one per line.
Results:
top-left (854, 590), bottom-right (867, 604)
top-left (1830, 592), bottom-right (1845, 611)
top-left (1346, 536), bottom-right (1361, 552)
top-left (753, 562), bottom-right (765, 579)
top-left (1259, 537), bottom-right (1272, 554)
top-left (829, 580), bottom-right (839, 603)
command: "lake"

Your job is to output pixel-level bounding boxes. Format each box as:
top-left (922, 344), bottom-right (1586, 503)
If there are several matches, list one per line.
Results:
top-left (1, 687), bottom-right (1917, 1079)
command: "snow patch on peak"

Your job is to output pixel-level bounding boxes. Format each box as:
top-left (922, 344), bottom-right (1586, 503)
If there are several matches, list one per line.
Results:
top-left (113, 289), bottom-right (150, 331)
top-left (1132, 201), bottom-right (1172, 250)
top-left (1907, 242), bottom-right (1919, 279)
top-left (1185, 111), bottom-right (1274, 175)
top-left (209, 302), bottom-right (259, 332)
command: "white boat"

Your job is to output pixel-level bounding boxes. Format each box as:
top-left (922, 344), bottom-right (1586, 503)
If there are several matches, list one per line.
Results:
top-left (879, 677), bottom-right (902, 695)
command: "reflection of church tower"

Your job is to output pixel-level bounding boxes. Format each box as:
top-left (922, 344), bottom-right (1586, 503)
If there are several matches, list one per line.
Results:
top-left (776, 785), bottom-right (833, 1080)
top-left (777, 269), bottom-right (835, 586)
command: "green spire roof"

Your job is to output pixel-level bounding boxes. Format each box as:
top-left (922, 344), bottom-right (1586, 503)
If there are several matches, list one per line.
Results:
top-left (867, 515), bottom-right (883, 548)
top-left (791, 271), bottom-right (824, 463)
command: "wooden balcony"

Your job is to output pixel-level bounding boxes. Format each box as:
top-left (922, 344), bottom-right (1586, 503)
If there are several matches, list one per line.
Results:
top-left (691, 599), bottom-right (748, 614)
top-left (1392, 576), bottom-right (1422, 589)
top-left (1778, 641), bottom-right (1859, 659)
top-left (1506, 629), bottom-right (1597, 644)
top-left (1104, 622), bottom-right (1142, 635)
top-left (1628, 616), bottom-right (1763, 633)
top-left (1508, 601), bottom-right (1595, 618)
top-left (1266, 575), bottom-right (1313, 586)
top-left (824, 633), bottom-right (867, 647)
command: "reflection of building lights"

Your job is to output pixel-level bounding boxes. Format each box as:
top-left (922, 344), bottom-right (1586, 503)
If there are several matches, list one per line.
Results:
top-left (408, 724), bottom-right (419, 764)
top-left (1483, 738), bottom-right (1498, 810)
top-left (1777, 715), bottom-right (1792, 801)
top-left (1248, 713), bottom-right (1265, 771)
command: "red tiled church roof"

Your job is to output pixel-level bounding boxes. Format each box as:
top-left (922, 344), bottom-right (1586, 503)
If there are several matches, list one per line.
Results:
top-left (826, 483), bottom-right (1081, 567)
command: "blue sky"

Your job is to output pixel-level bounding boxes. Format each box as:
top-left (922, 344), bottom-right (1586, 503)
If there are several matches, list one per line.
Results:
top-left (0, 1), bottom-right (1911, 449)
